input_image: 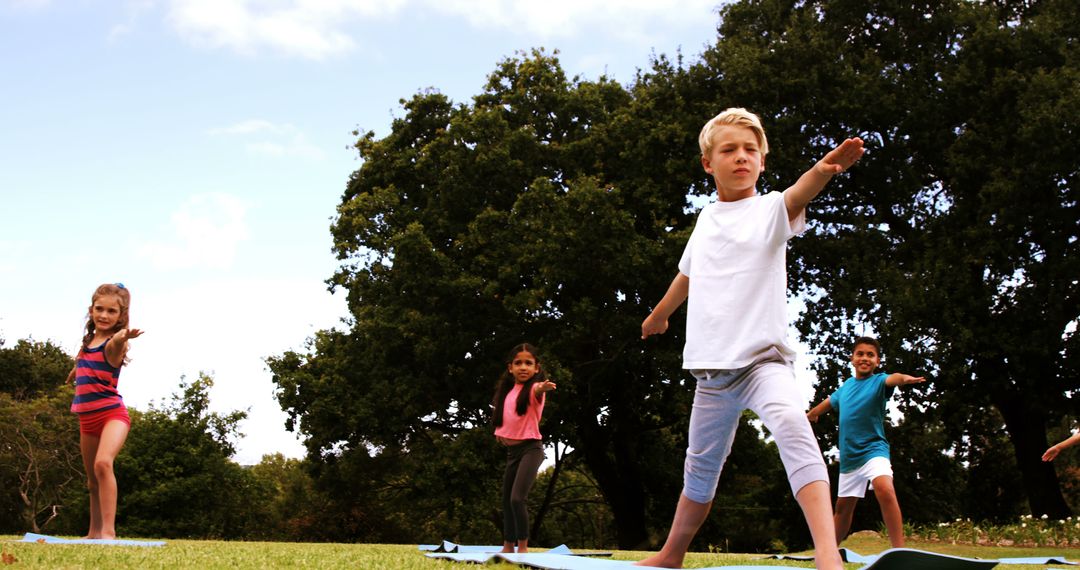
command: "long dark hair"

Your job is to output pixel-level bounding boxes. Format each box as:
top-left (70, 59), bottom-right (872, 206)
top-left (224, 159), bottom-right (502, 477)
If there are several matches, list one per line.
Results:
top-left (492, 343), bottom-right (546, 427)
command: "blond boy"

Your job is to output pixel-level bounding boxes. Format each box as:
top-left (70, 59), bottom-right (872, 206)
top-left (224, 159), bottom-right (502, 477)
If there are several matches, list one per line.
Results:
top-left (638, 108), bottom-right (863, 570)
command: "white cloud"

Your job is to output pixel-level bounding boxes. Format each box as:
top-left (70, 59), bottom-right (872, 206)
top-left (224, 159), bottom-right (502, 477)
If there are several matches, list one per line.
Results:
top-left (208, 119), bottom-right (326, 160)
top-left (166, 0), bottom-right (406, 60)
top-left (428, 0), bottom-right (723, 43)
top-left (208, 119), bottom-right (282, 135)
top-left (138, 193), bottom-right (250, 270)
top-left (107, 0), bottom-right (155, 43)
top-left (431, 0), bottom-right (674, 41)
top-left (163, 0), bottom-right (722, 60)
top-left (124, 277), bottom-right (347, 463)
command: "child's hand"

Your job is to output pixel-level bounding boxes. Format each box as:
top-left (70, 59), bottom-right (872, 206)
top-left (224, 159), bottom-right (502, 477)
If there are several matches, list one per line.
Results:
top-left (806, 411), bottom-right (819, 423)
top-left (536, 380), bottom-right (557, 393)
top-left (887, 373), bottom-right (926, 387)
top-left (896, 374), bottom-right (925, 386)
top-left (113, 328), bottom-right (144, 343)
top-left (1044, 445), bottom-right (1062, 462)
top-left (641, 314), bottom-right (668, 339)
top-left (815, 137), bottom-right (865, 176)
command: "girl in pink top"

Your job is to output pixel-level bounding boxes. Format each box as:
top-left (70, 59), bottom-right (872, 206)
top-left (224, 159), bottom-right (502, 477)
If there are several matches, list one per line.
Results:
top-left (491, 343), bottom-right (556, 553)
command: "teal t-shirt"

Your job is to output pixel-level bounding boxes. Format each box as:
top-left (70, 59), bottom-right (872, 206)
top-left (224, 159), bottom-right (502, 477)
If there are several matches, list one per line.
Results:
top-left (830, 372), bottom-right (895, 473)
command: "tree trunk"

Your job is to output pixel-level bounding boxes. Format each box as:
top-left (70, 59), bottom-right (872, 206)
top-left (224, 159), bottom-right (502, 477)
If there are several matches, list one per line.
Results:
top-left (578, 419), bottom-right (649, 549)
top-left (531, 443), bottom-right (564, 542)
top-left (992, 390), bottom-right (1072, 519)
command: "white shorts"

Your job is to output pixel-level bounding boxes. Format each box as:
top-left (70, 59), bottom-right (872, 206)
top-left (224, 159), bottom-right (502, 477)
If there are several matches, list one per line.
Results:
top-left (838, 456), bottom-right (893, 498)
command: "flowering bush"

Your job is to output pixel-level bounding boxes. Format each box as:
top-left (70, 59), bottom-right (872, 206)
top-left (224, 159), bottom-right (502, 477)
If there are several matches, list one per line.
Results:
top-left (910, 515), bottom-right (1080, 547)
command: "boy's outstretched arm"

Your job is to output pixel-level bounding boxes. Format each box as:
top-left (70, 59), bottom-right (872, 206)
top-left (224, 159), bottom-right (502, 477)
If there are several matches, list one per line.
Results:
top-left (1044, 432), bottom-right (1080, 462)
top-left (642, 273), bottom-right (689, 339)
top-left (885, 373), bottom-right (926, 387)
top-left (806, 397), bottom-right (832, 423)
top-left (783, 137), bottom-right (865, 221)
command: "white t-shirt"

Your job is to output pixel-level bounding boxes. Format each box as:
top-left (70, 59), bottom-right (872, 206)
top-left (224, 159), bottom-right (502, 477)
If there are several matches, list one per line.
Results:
top-left (677, 191), bottom-right (805, 369)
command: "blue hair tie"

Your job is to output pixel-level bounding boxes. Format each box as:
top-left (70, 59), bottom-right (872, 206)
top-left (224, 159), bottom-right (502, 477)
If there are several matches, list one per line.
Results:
top-left (115, 282), bottom-right (126, 289)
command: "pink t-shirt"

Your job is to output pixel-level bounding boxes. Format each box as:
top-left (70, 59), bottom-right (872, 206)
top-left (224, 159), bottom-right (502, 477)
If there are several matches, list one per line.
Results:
top-left (494, 383), bottom-right (545, 440)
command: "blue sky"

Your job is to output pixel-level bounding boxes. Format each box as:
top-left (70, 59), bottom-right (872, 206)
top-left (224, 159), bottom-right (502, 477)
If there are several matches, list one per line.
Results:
top-left (0, 0), bottom-right (731, 463)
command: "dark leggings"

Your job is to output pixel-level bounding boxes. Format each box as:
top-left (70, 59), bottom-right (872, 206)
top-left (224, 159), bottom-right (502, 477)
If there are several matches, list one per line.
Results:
top-left (502, 439), bottom-right (545, 542)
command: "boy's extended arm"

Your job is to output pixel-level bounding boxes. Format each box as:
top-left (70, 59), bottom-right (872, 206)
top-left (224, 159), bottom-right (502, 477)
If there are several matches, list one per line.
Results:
top-left (885, 373), bottom-right (926, 388)
top-left (783, 137), bottom-right (865, 221)
top-left (806, 397), bottom-right (832, 423)
top-left (1044, 432), bottom-right (1080, 462)
top-left (641, 272), bottom-right (689, 339)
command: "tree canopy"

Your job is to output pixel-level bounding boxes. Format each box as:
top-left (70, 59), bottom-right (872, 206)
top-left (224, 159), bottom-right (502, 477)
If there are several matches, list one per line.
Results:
top-left (707, 0), bottom-right (1080, 518)
top-left (270, 48), bottom-right (711, 548)
top-left (117, 373), bottom-right (267, 538)
top-left (271, 0), bottom-right (1079, 548)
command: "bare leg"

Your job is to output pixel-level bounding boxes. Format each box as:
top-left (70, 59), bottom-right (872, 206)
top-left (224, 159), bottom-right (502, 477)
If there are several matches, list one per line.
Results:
top-left (93, 420), bottom-right (130, 540)
top-left (796, 481), bottom-right (843, 570)
top-left (79, 433), bottom-right (102, 539)
top-left (833, 496), bottom-right (858, 544)
top-left (871, 476), bottom-right (904, 547)
top-left (635, 493), bottom-right (712, 568)
top-left (516, 538), bottom-right (528, 553)
top-left (500, 541), bottom-right (515, 553)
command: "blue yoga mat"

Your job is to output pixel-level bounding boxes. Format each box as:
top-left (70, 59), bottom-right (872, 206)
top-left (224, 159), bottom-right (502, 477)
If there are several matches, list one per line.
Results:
top-left (418, 540), bottom-right (505, 553)
top-left (425, 551), bottom-right (790, 569)
top-left (996, 556), bottom-right (1077, 565)
top-left (425, 543), bottom-right (1010, 569)
top-left (21, 532), bottom-right (165, 547)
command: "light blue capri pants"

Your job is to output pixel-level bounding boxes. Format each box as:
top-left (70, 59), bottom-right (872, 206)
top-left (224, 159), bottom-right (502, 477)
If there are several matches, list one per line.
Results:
top-left (684, 349), bottom-right (828, 503)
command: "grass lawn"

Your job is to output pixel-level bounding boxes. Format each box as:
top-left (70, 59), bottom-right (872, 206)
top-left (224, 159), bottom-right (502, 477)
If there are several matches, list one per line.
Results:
top-left (2, 532), bottom-right (1077, 568)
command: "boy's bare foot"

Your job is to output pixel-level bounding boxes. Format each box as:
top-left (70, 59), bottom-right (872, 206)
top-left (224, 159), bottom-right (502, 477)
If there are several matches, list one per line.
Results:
top-left (634, 552), bottom-right (682, 568)
top-left (814, 549), bottom-right (844, 570)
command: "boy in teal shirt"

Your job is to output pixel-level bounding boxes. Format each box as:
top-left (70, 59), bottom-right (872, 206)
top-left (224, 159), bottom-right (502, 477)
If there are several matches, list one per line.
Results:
top-left (807, 336), bottom-right (925, 548)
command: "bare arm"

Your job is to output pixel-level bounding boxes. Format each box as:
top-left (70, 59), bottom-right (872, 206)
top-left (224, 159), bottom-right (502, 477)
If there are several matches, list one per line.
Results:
top-left (104, 328), bottom-right (144, 368)
top-left (641, 273), bottom-right (690, 339)
top-left (1044, 432), bottom-right (1080, 462)
top-left (66, 366), bottom-right (76, 385)
top-left (806, 397), bottom-right (832, 423)
top-left (532, 380), bottom-right (556, 404)
top-left (533, 380), bottom-right (557, 394)
top-left (885, 373), bottom-right (926, 388)
top-left (783, 137), bottom-right (865, 221)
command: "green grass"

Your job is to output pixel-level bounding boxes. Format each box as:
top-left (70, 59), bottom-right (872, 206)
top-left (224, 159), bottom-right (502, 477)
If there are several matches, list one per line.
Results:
top-left (2, 533), bottom-right (1078, 569)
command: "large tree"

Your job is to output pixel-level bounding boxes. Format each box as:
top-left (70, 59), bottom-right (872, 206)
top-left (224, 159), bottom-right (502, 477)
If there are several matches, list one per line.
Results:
top-left (0, 391), bottom-right (82, 533)
top-left (274, 0), bottom-right (1078, 545)
top-left (117, 374), bottom-right (269, 538)
top-left (0, 338), bottom-right (72, 400)
top-left (270, 49), bottom-right (722, 548)
top-left (697, 0), bottom-right (1079, 517)
top-left (0, 338), bottom-right (79, 534)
